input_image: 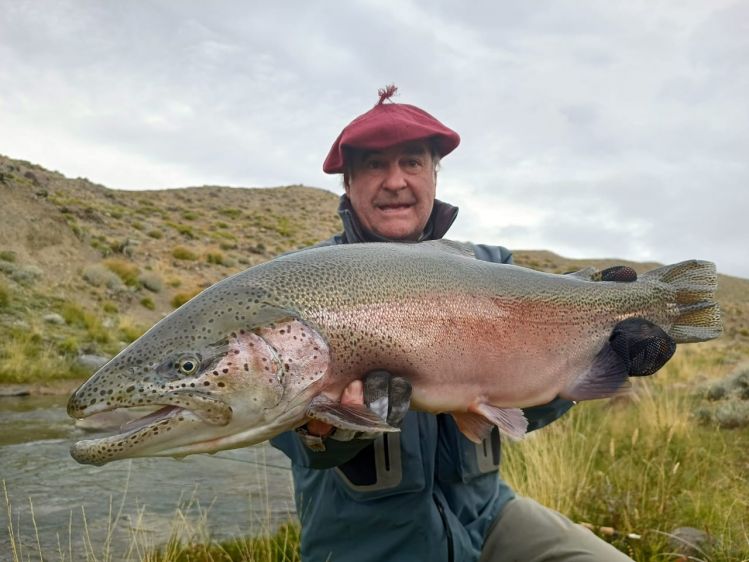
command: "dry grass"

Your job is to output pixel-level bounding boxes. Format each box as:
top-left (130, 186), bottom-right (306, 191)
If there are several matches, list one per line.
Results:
top-left (503, 345), bottom-right (749, 561)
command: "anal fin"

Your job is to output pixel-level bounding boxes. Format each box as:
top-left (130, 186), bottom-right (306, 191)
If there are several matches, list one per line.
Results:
top-left (306, 395), bottom-right (399, 433)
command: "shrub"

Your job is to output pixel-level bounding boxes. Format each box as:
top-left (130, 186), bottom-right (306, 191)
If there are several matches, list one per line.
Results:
top-left (102, 301), bottom-right (119, 313)
top-left (0, 280), bottom-right (9, 308)
top-left (103, 258), bottom-right (140, 286)
top-left (140, 296), bottom-right (155, 310)
top-left (167, 222), bottom-right (196, 239)
top-left (82, 264), bottom-right (123, 290)
top-left (206, 251), bottom-right (226, 265)
top-left (11, 264), bottom-right (43, 286)
top-left (119, 317), bottom-right (146, 342)
top-left (167, 278), bottom-right (182, 288)
top-left (138, 272), bottom-right (163, 293)
top-left (147, 229), bottom-right (164, 239)
top-left (182, 210), bottom-right (198, 221)
top-left (219, 208), bottom-right (242, 219)
top-left (57, 337), bottom-right (80, 355)
top-left (0, 250), bottom-right (17, 262)
top-left (171, 289), bottom-right (201, 308)
top-left (172, 246), bottom-right (198, 261)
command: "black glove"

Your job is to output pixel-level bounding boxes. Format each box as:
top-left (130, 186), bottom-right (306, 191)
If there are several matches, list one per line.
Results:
top-left (610, 318), bottom-right (676, 376)
top-left (592, 265), bottom-right (676, 376)
top-left (363, 370), bottom-right (412, 428)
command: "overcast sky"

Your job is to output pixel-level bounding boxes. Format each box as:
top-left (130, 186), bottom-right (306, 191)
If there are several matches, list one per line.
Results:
top-left (1, 1), bottom-right (747, 278)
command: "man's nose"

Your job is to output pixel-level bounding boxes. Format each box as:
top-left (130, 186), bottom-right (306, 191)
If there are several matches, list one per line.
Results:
top-left (381, 163), bottom-right (408, 190)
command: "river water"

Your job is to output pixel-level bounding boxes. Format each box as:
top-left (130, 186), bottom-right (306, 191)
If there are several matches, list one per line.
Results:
top-left (0, 394), bottom-right (297, 561)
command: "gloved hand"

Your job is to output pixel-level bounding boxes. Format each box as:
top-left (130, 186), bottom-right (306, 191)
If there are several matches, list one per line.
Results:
top-left (362, 370), bottom-right (412, 428)
top-left (300, 370), bottom-right (412, 445)
top-left (593, 265), bottom-right (676, 376)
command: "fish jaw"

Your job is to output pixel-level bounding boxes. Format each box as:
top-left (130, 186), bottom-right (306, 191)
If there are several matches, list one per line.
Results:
top-left (69, 384), bottom-right (321, 465)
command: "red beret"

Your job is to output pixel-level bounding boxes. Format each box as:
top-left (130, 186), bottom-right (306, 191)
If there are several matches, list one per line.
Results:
top-left (323, 85), bottom-right (460, 174)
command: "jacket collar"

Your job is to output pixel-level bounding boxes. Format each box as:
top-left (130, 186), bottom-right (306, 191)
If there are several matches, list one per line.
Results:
top-left (337, 195), bottom-right (459, 244)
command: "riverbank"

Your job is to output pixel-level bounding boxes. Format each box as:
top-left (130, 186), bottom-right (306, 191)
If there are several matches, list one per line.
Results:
top-left (0, 379), bottom-right (82, 397)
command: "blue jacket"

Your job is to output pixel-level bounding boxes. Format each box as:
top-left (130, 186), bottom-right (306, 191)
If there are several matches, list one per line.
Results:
top-left (271, 196), bottom-right (573, 562)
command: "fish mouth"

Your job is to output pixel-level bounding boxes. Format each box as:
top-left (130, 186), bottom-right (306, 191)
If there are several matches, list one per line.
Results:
top-left (70, 404), bottom-right (200, 466)
top-left (68, 389), bottom-right (235, 466)
top-left (68, 388), bottom-right (233, 426)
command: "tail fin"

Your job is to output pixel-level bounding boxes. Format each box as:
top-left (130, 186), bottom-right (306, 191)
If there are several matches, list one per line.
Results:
top-left (641, 260), bottom-right (722, 343)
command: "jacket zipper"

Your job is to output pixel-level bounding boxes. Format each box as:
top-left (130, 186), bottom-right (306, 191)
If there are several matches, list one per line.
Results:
top-left (433, 494), bottom-right (454, 562)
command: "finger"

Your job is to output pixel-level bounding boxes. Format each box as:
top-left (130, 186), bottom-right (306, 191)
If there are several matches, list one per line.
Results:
top-left (341, 380), bottom-right (364, 406)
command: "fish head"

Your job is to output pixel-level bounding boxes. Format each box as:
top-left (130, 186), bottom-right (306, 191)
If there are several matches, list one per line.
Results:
top-left (67, 282), bottom-right (330, 465)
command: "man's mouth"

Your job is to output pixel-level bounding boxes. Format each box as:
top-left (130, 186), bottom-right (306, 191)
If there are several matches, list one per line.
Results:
top-left (376, 202), bottom-right (414, 212)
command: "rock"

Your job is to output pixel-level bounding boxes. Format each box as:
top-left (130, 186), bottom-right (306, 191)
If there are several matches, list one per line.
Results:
top-left (76, 354), bottom-right (110, 372)
top-left (668, 526), bottom-right (713, 557)
top-left (43, 312), bottom-right (66, 325)
top-left (0, 385), bottom-right (31, 397)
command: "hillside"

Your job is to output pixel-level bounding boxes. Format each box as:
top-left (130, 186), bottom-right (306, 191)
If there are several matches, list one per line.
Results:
top-left (1, 154), bottom-right (747, 384)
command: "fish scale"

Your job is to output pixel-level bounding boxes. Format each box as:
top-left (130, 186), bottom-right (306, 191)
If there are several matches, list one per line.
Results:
top-left (67, 240), bottom-right (721, 465)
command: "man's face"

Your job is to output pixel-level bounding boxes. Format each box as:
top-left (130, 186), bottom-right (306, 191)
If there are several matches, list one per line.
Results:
top-left (345, 140), bottom-right (436, 241)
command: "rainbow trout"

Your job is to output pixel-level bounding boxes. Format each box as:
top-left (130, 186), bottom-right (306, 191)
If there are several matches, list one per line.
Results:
top-left (67, 241), bottom-right (721, 465)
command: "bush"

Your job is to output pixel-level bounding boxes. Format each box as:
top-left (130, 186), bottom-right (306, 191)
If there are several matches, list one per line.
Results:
top-left (206, 251), bottom-right (226, 265)
top-left (119, 317), bottom-right (146, 342)
top-left (11, 265), bottom-right (43, 286)
top-left (0, 250), bottom-right (17, 262)
top-left (57, 337), bottom-right (80, 355)
top-left (219, 208), bottom-right (242, 219)
top-left (138, 272), bottom-right (163, 293)
top-left (172, 246), bottom-right (198, 261)
top-left (82, 264), bottom-right (124, 289)
top-left (171, 289), bottom-right (201, 308)
top-left (147, 229), bottom-right (164, 239)
top-left (103, 258), bottom-right (140, 286)
top-left (182, 210), bottom-right (198, 221)
top-left (102, 301), bottom-right (119, 313)
top-left (140, 296), bottom-right (155, 310)
top-left (167, 222), bottom-right (196, 239)
top-left (0, 280), bottom-right (9, 309)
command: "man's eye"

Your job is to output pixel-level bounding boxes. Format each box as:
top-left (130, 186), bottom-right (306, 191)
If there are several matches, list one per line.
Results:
top-left (366, 160), bottom-right (383, 169)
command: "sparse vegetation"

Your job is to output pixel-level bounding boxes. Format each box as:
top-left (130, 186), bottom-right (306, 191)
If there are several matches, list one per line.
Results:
top-left (140, 296), bottom-right (156, 310)
top-left (0, 250), bottom-right (17, 262)
top-left (104, 258), bottom-right (140, 287)
top-left (139, 272), bottom-right (164, 293)
top-left (171, 289), bottom-right (201, 309)
top-left (0, 280), bottom-right (9, 309)
top-left (172, 246), bottom-right (198, 261)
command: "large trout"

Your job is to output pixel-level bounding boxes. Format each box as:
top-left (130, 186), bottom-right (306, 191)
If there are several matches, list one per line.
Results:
top-left (67, 241), bottom-right (721, 465)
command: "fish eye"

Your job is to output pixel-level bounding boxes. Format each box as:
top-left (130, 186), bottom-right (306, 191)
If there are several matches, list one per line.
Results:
top-left (176, 355), bottom-right (200, 376)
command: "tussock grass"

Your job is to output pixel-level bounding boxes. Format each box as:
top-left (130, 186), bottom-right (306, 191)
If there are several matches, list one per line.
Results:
top-left (0, 324), bottom-right (89, 382)
top-left (104, 258), bottom-right (141, 287)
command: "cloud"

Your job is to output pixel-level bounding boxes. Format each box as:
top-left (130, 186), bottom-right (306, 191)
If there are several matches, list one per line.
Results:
top-left (0, 0), bottom-right (746, 278)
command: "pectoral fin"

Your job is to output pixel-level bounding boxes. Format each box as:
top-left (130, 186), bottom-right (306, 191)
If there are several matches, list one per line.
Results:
top-left (562, 342), bottom-right (631, 401)
top-left (306, 395), bottom-right (400, 433)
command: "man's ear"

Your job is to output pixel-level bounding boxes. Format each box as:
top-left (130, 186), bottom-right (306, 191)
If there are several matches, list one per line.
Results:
top-left (343, 172), bottom-right (351, 195)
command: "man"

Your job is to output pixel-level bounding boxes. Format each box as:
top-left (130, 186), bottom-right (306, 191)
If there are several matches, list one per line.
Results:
top-left (271, 86), bottom-right (671, 561)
